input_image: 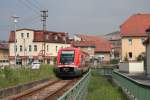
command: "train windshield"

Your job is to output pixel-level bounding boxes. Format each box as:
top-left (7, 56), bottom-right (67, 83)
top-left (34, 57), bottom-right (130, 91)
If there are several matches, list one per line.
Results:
top-left (60, 50), bottom-right (74, 64)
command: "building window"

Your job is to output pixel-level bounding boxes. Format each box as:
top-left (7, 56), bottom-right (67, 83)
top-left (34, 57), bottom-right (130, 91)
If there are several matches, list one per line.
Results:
top-left (29, 45), bottom-right (32, 52)
top-left (20, 45), bottom-right (22, 52)
top-left (141, 38), bottom-right (145, 44)
top-left (128, 52), bottom-right (132, 59)
top-left (21, 33), bottom-right (24, 38)
top-left (34, 45), bottom-right (37, 51)
top-left (88, 47), bottom-right (91, 51)
top-left (47, 45), bottom-right (49, 51)
top-left (14, 45), bottom-right (17, 52)
top-left (128, 38), bottom-right (132, 45)
top-left (56, 46), bottom-right (58, 52)
top-left (27, 33), bottom-right (29, 38)
top-left (54, 35), bottom-right (58, 40)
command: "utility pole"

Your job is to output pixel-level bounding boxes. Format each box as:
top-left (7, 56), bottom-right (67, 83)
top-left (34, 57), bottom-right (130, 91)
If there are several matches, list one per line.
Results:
top-left (12, 15), bottom-right (19, 66)
top-left (41, 10), bottom-right (48, 63)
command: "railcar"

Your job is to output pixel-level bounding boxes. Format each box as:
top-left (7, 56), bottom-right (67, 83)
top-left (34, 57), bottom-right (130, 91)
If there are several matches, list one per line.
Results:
top-left (54, 47), bottom-right (90, 77)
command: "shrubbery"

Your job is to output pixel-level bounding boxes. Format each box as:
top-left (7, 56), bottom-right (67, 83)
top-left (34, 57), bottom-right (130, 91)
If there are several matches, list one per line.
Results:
top-left (0, 64), bottom-right (55, 88)
top-left (110, 59), bottom-right (119, 64)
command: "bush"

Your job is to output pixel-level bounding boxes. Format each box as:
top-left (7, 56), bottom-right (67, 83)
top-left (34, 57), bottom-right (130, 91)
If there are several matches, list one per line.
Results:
top-left (136, 54), bottom-right (145, 61)
top-left (53, 57), bottom-right (57, 64)
top-left (110, 59), bottom-right (119, 64)
top-left (3, 67), bottom-right (19, 83)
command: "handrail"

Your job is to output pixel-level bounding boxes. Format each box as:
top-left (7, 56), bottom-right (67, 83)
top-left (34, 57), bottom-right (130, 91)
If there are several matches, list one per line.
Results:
top-left (58, 70), bottom-right (91, 100)
top-left (112, 70), bottom-right (150, 100)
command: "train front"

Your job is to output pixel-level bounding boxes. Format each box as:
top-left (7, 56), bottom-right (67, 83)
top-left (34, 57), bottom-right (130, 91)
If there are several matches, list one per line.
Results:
top-left (54, 48), bottom-right (81, 77)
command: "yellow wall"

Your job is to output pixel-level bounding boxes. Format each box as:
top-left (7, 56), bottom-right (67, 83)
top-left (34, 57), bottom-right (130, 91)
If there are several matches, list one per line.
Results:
top-left (121, 37), bottom-right (146, 61)
top-left (0, 49), bottom-right (8, 60)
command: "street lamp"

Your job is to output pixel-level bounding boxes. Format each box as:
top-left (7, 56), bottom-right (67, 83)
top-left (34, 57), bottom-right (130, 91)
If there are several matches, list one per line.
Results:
top-left (145, 27), bottom-right (150, 75)
top-left (12, 15), bottom-right (19, 66)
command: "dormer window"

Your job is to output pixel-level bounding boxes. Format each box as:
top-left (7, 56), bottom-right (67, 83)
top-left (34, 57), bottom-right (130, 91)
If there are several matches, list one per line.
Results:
top-left (21, 33), bottom-right (24, 38)
top-left (54, 35), bottom-right (58, 40)
top-left (63, 36), bottom-right (66, 41)
top-left (46, 34), bottom-right (49, 40)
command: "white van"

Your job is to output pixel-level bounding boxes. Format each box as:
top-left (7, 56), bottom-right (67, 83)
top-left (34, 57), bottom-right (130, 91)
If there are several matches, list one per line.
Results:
top-left (31, 61), bottom-right (41, 69)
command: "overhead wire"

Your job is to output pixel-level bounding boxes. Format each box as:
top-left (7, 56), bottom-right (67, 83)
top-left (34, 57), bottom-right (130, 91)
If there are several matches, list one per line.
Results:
top-left (25, 0), bottom-right (41, 10)
top-left (17, 0), bottom-right (40, 15)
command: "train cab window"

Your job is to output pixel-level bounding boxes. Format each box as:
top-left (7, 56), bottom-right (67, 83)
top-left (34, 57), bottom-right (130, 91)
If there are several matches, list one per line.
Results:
top-left (60, 51), bottom-right (74, 64)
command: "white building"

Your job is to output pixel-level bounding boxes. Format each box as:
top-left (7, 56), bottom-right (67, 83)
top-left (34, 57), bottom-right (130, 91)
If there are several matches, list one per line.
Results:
top-left (8, 29), bottom-right (71, 65)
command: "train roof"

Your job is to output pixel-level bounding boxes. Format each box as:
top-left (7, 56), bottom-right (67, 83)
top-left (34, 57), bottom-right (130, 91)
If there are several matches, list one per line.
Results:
top-left (59, 47), bottom-right (89, 55)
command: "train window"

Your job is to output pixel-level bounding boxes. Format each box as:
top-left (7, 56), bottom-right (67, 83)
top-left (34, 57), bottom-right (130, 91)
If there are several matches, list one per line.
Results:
top-left (60, 51), bottom-right (74, 64)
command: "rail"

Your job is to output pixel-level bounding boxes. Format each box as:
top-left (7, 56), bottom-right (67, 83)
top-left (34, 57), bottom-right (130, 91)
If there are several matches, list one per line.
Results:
top-left (58, 70), bottom-right (91, 100)
top-left (112, 70), bottom-right (150, 100)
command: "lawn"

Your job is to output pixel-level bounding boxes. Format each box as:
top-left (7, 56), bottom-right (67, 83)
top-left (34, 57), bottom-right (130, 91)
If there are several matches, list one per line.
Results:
top-left (0, 64), bottom-right (56, 89)
top-left (86, 72), bottom-right (127, 100)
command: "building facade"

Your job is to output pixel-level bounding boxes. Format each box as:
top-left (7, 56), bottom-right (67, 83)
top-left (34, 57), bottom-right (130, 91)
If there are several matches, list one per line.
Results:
top-left (120, 13), bottom-right (150, 61)
top-left (9, 29), bottom-right (70, 65)
top-left (104, 31), bottom-right (121, 59)
top-left (74, 34), bottom-right (111, 63)
top-left (0, 42), bottom-right (9, 66)
top-left (72, 41), bottom-right (95, 57)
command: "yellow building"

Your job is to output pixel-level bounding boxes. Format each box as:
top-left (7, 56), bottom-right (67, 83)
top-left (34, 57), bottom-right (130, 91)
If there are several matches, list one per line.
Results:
top-left (8, 29), bottom-right (71, 65)
top-left (0, 43), bottom-right (9, 66)
top-left (120, 14), bottom-right (150, 61)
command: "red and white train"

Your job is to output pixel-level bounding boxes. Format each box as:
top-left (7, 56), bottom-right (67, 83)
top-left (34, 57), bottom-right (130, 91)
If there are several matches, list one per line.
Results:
top-left (54, 47), bottom-right (90, 77)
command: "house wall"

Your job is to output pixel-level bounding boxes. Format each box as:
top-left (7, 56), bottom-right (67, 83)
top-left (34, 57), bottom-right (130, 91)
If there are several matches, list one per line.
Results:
top-left (95, 52), bottom-right (110, 63)
top-left (78, 47), bottom-right (95, 57)
top-left (119, 61), bottom-right (144, 73)
top-left (0, 49), bottom-right (9, 66)
top-left (121, 37), bottom-right (146, 61)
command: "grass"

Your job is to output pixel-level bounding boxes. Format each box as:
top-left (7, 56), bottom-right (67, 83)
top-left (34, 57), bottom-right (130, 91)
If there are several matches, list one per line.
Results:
top-left (86, 71), bottom-right (127, 100)
top-left (0, 64), bottom-right (56, 89)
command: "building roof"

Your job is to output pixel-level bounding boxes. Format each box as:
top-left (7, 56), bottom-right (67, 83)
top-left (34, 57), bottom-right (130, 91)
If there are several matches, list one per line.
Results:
top-left (0, 42), bottom-right (8, 50)
top-left (75, 34), bottom-right (111, 52)
top-left (104, 31), bottom-right (121, 41)
top-left (73, 41), bottom-right (96, 47)
top-left (120, 13), bottom-right (150, 37)
top-left (9, 29), bottom-right (69, 43)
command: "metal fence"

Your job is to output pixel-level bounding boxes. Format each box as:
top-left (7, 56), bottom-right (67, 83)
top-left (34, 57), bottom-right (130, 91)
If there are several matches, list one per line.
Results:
top-left (58, 70), bottom-right (91, 100)
top-left (92, 68), bottom-right (113, 76)
top-left (112, 70), bottom-right (150, 100)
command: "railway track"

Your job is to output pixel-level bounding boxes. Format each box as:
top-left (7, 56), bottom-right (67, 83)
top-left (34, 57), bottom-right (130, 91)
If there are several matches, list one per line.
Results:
top-left (5, 78), bottom-right (78, 100)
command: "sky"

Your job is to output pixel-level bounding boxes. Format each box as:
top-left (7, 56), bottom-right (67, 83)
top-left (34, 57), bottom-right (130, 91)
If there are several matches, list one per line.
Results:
top-left (0, 0), bottom-right (150, 40)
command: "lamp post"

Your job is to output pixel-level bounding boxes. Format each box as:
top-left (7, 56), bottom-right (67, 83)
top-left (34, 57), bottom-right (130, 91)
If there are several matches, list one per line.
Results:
top-left (145, 27), bottom-right (150, 75)
top-left (12, 15), bottom-right (19, 66)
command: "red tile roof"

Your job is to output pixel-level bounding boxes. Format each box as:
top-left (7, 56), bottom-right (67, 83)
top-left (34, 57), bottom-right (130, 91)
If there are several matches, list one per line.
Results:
top-left (75, 34), bottom-right (111, 52)
top-left (9, 29), bottom-right (69, 43)
top-left (73, 41), bottom-right (96, 47)
top-left (120, 13), bottom-right (150, 37)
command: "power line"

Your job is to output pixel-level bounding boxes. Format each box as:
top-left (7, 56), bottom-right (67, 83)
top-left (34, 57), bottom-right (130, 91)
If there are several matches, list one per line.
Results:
top-left (33, 0), bottom-right (44, 9)
top-left (25, 0), bottom-right (41, 10)
top-left (17, 0), bottom-right (39, 14)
